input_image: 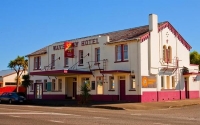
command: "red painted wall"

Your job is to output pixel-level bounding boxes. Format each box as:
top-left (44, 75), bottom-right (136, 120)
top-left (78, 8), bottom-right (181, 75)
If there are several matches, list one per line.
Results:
top-left (142, 90), bottom-right (199, 103)
top-left (27, 94), bottom-right (65, 100)
top-left (189, 91), bottom-right (199, 99)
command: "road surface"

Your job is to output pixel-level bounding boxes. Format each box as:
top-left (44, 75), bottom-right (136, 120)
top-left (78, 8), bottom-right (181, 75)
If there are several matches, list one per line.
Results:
top-left (0, 104), bottom-right (200, 125)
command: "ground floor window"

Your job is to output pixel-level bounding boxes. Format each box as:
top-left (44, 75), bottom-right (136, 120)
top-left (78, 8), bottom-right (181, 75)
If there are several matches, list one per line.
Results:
top-left (52, 79), bottom-right (56, 91)
top-left (130, 75), bottom-right (136, 90)
top-left (43, 79), bottom-right (47, 91)
top-left (109, 76), bottom-right (114, 90)
top-left (172, 76), bottom-right (175, 89)
top-left (161, 76), bottom-right (164, 89)
top-left (58, 79), bottom-right (62, 91)
top-left (82, 77), bottom-right (90, 88)
top-left (5, 82), bottom-right (17, 85)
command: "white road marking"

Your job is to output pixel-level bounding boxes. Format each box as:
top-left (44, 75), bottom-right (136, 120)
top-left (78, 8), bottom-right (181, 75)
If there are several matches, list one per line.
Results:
top-left (49, 120), bottom-right (64, 123)
top-left (93, 117), bottom-right (109, 119)
top-left (9, 115), bottom-right (20, 118)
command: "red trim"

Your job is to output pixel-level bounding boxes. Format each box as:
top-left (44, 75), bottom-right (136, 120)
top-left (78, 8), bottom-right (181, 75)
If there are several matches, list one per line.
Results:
top-left (114, 60), bottom-right (128, 63)
top-left (30, 70), bottom-right (92, 76)
top-left (100, 70), bottom-right (131, 74)
top-left (140, 32), bottom-right (150, 42)
top-left (140, 22), bottom-right (192, 51)
top-left (183, 72), bottom-right (200, 75)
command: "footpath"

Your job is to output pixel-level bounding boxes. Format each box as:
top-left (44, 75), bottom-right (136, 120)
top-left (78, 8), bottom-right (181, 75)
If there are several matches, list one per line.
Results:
top-left (28, 98), bottom-right (200, 110)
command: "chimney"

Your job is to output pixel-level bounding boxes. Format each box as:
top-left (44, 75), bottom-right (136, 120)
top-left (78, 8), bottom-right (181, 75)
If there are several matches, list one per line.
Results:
top-left (149, 14), bottom-right (158, 32)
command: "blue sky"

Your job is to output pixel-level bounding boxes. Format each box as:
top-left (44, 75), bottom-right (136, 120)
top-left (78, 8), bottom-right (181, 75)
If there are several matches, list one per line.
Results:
top-left (0, 0), bottom-right (200, 70)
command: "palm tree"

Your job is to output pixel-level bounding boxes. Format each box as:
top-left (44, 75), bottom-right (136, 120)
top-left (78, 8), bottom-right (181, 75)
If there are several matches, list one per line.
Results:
top-left (8, 56), bottom-right (28, 92)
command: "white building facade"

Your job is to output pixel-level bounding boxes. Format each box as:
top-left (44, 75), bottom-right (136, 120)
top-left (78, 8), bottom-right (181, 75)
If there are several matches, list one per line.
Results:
top-left (27, 14), bottom-right (200, 102)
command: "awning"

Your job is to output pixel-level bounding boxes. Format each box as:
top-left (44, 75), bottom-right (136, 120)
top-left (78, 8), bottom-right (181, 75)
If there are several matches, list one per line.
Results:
top-left (30, 69), bottom-right (92, 76)
top-left (100, 70), bottom-right (131, 74)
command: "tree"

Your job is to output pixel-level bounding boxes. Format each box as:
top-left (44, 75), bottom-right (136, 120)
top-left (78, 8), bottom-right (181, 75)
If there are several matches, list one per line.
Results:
top-left (190, 51), bottom-right (200, 70)
top-left (22, 74), bottom-right (31, 88)
top-left (8, 56), bottom-right (28, 92)
top-left (79, 81), bottom-right (91, 105)
top-left (21, 74), bottom-right (31, 98)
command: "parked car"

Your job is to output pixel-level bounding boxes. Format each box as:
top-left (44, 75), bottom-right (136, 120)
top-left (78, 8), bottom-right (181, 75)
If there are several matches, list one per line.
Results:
top-left (0, 92), bottom-right (26, 104)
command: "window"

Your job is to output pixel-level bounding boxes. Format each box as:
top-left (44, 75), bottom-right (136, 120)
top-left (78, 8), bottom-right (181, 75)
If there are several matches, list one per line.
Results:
top-left (58, 79), bottom-right (62, 91)
top-left (115, 44), bottom-right (128, 62)
top-left (5, 82), bottom-right (17, 85)
top-left (52, 79), bottom-right (56, 91)
top-left (172, 76), bottom-right (175, 88)
top-left (116, 45), bottom-right (121, 61)
top-left (123, 44), bottom-right (128, 60)
top-left (34, 56), bottom-right (41, 70)
top-left (30, 80), bottom-right (34, 91)
top-left (163, 45), bottom-right (167, 63)
top-left (130, 76), bottom-right (136, 90)
top-left (91, 81), bottom-right (95, 90)
top-left (95, 48), bottom-right (100, 62)
top-left (168, 46), bottom-right (172, 63)
top-left (64, 57), bottom-right (69, 66)
top-left (51, 54), bottom-right (55, 68)
top-left (161, 76), bottom-right (164, 89)
top-left (82, 78), bottom-right (90, 87)
top-left (79, 50), bottom-right (83, 65)
top-left (109, 76), bottom-right (114, 90)
top-left (44, 79), bottom-right (47, 91)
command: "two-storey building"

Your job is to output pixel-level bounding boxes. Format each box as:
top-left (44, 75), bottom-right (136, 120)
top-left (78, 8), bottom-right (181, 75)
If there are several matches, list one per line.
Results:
top-left (26, 14), bottom-right (200, 102)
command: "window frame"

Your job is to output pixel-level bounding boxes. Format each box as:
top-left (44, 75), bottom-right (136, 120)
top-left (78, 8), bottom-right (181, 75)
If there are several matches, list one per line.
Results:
top-left (51, 54), bottom-right (55, 68)
top-left (109, 76), bottom-right (115, 90)
top-left (34, 56), bottom-right (41, 70)
top-left (115, 44), bottom-right (128, 62)
top-left (52, 79), bottom-right (56, 91)
top-left (130, 75), bottom-right (136, 90)
top-left (43, 79), bottom-right (47, 91)
top-left (95, 48), bottom-right (100, 63)
top-left (64, 57), bottom-right (69, 67)
top-left (79, 50), bottom-right (83, 65)
top-left (58, 79), bottom-right (62, 91)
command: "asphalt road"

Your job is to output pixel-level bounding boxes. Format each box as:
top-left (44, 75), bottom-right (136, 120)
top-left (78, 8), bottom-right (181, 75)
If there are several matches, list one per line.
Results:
top-left (0, 104), bottom-right (200, 125)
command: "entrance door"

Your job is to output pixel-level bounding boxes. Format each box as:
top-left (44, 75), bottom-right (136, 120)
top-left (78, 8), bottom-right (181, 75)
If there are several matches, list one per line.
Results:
top-left (120, 80), bottom-right (126, 101)
top-left (35, 83), bottom-right (43, 99)
top-left (185, 81), bottom-right (189, 99)
top-left (73, 82), bottom-right (77, 99)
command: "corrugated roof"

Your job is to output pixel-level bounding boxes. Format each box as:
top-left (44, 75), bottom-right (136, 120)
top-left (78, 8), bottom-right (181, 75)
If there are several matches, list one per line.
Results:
top-left (26, 21), bottom-right (167, 57)
top-left (0, 69), bottom-right (15, 77)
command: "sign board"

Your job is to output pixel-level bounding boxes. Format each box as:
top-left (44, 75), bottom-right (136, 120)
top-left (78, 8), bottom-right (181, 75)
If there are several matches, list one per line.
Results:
top-left (64, 42), bottom-right (74, 58)
top-left (142, 76), bottom-right (157, 88)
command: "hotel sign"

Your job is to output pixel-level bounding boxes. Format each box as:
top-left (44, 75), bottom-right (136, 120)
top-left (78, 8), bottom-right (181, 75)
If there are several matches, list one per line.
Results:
top-left (53, 38), bottom-right (99, 51)
top-left (142, 76), bottom-right (157, 88)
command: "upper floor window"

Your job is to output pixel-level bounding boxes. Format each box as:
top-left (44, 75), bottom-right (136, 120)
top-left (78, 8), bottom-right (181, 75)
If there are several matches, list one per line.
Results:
top-left (34, 56), bottom-right (41, 70)
top-left (51, 54), bottom-right (55, 68)
top-left (168, 46), bottom-right (172, 63)
top-left (64, 57), bottom-right (68, 67)
top-left (79, 50), bottom-right (83, 65)
top-left (163, 45), bottom-right (167, 63)
top-left (115, 44), bottom-right (128, 62)
top-left (95, 48), bottom-right (100, 62)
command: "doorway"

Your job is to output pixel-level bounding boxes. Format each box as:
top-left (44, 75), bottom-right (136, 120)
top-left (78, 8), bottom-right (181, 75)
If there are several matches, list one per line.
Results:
top-left (65, 77), bottom-right (77, 99)
top-left (120, 80), bottom-right (126, 101)
top-left (34, 83), bottom-right (43, 99)
top-left (185, 78), bottom-right (189, 99)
